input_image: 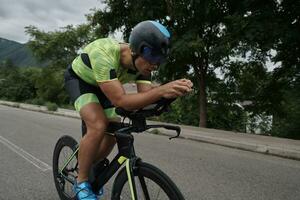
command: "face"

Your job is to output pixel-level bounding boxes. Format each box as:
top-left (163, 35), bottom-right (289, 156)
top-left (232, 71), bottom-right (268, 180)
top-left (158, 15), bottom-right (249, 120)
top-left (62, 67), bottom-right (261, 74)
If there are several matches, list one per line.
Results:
top-left (134, 56), bottom-right (158, 76)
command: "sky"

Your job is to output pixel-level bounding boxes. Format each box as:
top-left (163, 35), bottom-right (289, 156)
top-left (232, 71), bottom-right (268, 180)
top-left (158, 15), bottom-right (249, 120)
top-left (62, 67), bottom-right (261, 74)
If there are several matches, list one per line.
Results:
top-left (0, 0), bottom-right (104, 43)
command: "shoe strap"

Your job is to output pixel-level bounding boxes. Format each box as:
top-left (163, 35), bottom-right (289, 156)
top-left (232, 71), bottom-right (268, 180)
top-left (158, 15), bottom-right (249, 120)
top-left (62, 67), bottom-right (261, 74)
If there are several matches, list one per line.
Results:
top-left (75, 181), bottom-right (95, 199)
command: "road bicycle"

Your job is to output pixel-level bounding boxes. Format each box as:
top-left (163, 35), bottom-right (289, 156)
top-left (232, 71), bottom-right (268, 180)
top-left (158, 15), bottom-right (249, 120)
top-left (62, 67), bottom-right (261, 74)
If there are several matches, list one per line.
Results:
top-left (52, 98), bottom-right (185, 200)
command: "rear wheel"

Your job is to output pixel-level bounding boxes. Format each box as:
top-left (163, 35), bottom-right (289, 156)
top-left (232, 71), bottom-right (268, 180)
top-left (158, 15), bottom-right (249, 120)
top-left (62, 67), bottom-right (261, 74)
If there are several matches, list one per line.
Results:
top-left (53, 135), bottom-right (78, 200)
top-left (112, 161), bottom-right (185, 200)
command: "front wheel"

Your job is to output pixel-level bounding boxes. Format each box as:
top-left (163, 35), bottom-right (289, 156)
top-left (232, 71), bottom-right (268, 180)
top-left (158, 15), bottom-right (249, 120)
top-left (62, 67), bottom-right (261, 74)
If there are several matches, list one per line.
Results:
top-left (112, 161), bottom-right (185, 200)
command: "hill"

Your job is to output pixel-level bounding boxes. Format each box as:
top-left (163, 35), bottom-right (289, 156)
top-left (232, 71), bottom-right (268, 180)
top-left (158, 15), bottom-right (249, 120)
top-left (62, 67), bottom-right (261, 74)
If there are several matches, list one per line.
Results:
top-left (0, 38), bottom-right (43, 67)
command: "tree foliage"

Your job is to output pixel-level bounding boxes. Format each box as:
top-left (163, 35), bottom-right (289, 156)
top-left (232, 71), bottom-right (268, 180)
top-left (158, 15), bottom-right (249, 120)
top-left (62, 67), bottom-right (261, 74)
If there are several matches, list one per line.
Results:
top-left (0, 63), bottom-right (39, 102)
top-left (22, 23), bottom-right (104, 106)
top-left (25, 24), bottom-right (97, 68)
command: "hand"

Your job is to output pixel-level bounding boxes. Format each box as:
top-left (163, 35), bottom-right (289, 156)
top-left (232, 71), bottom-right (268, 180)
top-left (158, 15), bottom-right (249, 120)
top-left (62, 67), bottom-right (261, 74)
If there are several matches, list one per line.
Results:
top-left (159, 79), bottom-right (193, 99)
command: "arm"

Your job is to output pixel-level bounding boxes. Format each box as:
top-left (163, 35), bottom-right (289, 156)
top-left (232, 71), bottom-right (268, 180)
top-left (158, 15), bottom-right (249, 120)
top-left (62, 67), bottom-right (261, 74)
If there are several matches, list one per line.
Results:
top-left (99, 80), bottom-right (163, 111)
top-left (136, 82), bottom-right (155, 93)
top-left (136, 74), bottom-right (153, 93)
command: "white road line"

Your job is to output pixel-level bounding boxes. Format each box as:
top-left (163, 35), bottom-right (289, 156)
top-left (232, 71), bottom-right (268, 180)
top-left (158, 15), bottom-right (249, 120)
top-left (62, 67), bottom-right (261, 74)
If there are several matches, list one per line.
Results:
top-left (0, 135), bottom-right (52, 172)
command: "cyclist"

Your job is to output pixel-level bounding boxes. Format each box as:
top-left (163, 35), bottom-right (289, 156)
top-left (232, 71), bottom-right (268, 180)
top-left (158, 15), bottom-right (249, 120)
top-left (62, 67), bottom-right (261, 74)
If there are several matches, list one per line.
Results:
top-left (64, 20), bottom-right (193, 200)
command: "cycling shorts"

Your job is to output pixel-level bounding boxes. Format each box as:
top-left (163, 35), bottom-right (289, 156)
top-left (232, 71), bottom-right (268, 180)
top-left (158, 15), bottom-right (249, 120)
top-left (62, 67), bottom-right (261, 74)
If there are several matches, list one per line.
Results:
top-left (64, 65), bottom-right (117, 119)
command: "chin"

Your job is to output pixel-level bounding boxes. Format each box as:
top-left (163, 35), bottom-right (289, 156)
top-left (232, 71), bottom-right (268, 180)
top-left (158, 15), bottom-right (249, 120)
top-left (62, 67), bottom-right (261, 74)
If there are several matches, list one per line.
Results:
top-left (143, 71), bottom-right (151, 76)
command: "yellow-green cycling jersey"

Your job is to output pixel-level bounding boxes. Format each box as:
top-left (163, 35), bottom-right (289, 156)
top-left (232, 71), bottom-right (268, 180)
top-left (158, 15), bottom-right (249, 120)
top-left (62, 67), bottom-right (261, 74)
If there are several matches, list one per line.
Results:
top-left (71, 38), bottom-right (151, 85)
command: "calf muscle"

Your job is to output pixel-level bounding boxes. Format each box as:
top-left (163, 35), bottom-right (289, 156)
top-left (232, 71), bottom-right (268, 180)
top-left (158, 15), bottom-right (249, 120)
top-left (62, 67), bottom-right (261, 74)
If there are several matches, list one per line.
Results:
top-left (77, 103), bottom-right (109, 182)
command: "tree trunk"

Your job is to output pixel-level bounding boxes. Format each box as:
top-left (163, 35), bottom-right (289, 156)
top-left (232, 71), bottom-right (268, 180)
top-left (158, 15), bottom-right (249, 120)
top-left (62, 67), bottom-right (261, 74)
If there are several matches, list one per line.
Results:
top-left (194, 61), bottom-right (207, 128)
top-left (199, 67), bottom-right (207, 127)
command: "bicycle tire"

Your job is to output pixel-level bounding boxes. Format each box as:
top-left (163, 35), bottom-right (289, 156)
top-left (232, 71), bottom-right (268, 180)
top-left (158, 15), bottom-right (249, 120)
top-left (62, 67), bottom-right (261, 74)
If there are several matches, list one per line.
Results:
top-left (53, 135), bottom-right (78, 200)
top-left (111, 161), bottom-right (185, 200)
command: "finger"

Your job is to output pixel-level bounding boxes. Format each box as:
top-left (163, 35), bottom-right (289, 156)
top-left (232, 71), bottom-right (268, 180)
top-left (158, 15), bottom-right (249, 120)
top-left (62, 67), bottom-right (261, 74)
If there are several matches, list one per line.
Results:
top-left (173, 85), bottom-right (192, 93)
top-left (173, 90), bottom-right (185, 97)
top-left (181, 78), bottom-right (190, 82)
top-left (176, 80), bottom-right (191, 88)
top-left (169, 88), bottom-right (184, 97)
top-left (178, 80), bottom-right (193, 88)
top-left (182, 79), bottom-right (193, 88)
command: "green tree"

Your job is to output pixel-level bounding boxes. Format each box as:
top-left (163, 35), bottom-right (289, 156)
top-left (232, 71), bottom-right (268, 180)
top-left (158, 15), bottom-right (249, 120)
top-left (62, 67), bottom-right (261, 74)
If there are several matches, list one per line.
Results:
top-left (25, 24), bottom-right (97, 69)
top-left (0, 68), bottom-right (37, 101)
top-left (25, 22), bottom-right (102, 105)
top-left (269, 66), bottom-right (300, 139)
top-left (2, 58), bottom-right (16, 68)
top-left (225, 0), bottom-right (300, 137)
top-left (35, 65), bottom-right (68, 105)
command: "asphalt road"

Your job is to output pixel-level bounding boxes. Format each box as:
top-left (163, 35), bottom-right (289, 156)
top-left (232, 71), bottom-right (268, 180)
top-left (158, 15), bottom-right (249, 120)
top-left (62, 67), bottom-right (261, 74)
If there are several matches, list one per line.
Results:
top-left (0, 105), bottom-right (300, 200)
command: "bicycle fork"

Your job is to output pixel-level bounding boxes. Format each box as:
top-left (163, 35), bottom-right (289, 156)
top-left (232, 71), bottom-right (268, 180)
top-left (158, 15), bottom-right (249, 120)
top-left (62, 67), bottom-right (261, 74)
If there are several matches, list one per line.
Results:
top-left (126, 157), bottom-right (153, 200)
top-left (115, 130), bottom-right (143, 200)
top-left (123, 157), bottom-right (138, 200)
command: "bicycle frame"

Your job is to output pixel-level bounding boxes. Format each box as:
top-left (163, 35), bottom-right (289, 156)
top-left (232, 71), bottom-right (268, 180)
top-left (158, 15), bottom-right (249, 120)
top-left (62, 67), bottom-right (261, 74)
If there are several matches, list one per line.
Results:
top-left (58, 98), bottom-right (182, 200)
top-left (59, 126), bottom-right (140, 200)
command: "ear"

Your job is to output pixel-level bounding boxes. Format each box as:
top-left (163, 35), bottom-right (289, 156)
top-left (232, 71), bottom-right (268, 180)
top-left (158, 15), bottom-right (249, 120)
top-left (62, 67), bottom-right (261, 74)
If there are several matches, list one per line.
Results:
top-left (131, 51), bottom-right (136, 56)
top-left (131, 53), bottom-right (139, 71)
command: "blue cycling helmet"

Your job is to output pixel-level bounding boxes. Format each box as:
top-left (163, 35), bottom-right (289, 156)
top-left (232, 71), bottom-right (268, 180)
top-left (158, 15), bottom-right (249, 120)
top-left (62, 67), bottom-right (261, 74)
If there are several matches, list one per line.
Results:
top-left (129, 20), bottom-right (171, 65)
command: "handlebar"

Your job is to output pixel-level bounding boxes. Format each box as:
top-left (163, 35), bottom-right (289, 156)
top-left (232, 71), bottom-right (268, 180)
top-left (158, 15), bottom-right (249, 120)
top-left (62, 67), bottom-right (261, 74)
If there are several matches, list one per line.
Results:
top-left (111, 98), bottom-right (181, 139)
top-left (115, 98), bottom-right (176, 119)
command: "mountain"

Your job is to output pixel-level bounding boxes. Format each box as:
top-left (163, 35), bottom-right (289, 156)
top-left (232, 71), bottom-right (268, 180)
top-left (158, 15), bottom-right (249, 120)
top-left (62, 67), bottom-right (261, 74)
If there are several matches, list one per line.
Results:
top-left (0, 38), bottom-right (43, 67)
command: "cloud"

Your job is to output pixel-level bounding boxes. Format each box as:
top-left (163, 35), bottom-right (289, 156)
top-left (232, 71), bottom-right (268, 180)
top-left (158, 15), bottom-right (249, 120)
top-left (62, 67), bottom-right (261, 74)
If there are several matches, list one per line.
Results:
top-left (0, 0), bottom-right (103, 43)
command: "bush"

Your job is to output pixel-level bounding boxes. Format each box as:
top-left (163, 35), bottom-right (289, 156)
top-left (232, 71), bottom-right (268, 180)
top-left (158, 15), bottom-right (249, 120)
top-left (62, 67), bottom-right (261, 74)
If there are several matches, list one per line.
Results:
top-left (26, 98), bottom-right (45, 106)
top-left (46, 102), bottom-right (58, 111)
top-left (60, 104), bottom-right (75, 110)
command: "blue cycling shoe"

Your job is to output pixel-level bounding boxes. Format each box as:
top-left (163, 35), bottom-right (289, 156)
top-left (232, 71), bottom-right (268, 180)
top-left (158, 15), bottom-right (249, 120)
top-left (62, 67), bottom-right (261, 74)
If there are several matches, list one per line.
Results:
top-left (97, 187), bottom-right (104, 198)
top-left (73, 181), bottom-right (97, 200)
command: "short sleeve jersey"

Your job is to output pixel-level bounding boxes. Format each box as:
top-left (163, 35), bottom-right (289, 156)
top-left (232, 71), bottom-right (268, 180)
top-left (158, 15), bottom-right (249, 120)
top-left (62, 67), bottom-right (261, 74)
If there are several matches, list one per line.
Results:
top-left (71, 38), bottom-right (151, 86)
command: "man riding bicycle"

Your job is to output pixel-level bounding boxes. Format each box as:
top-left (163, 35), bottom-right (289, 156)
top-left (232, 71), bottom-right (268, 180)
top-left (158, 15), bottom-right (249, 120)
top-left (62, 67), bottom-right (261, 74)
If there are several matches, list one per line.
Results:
top-left (64, 20), bottom-right (193, 200)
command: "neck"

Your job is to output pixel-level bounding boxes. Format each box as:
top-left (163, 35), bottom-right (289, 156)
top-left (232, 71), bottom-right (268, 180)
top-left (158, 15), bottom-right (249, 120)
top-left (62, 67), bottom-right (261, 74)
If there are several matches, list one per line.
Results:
top-left (120, 43), bottom-right (136, 71)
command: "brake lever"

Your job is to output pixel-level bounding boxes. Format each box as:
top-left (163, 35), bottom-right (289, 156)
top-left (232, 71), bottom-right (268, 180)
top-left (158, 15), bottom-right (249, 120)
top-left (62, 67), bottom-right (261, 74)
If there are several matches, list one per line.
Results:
top-left (165, 125), bottom-right (181, 140)
top-left (152, 98), bottom-right (176, 116)
top-left (146, 124), bottom-right (181, 140)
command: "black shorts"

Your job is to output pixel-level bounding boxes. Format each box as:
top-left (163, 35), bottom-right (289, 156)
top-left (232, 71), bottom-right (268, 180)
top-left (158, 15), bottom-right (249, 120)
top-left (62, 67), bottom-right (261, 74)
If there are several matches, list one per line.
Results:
top-left (64, 65), bottom-right (115, 116)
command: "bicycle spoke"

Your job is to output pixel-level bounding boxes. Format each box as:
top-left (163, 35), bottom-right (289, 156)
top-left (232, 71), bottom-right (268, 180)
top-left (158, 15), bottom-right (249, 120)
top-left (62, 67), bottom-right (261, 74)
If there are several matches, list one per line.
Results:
top-left (155, 187), bottom-right (162, 200)
top-left (119, 176), bottom-right (170, 200)
top-left (58, 146), bottom-right (77, 198)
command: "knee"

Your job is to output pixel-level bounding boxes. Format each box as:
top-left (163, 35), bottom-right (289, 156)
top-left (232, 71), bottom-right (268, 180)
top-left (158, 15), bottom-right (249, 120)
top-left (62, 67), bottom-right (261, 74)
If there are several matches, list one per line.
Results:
top-left (80, 104), bottom-right (109, 139)
top-left (87, 119), bottom-right (108, 137)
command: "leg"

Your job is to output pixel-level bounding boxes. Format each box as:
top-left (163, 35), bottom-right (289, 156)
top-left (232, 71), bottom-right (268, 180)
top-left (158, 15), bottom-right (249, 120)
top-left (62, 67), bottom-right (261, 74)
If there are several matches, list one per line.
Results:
top-left (77, 102), bottom-right (108, 183)
top-left (94, 115), bottom-right (120, 161)
top-left (64, 65), bottom-right (115, 199)
top-left (95, 134), bottom-right (116, 161)
top-left (82, 120), bottom-right (117, 162)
